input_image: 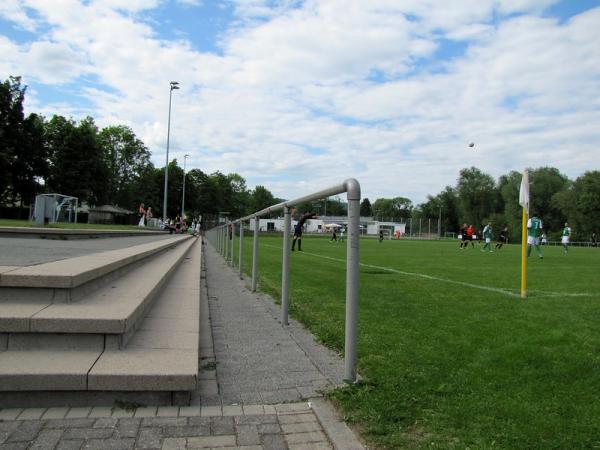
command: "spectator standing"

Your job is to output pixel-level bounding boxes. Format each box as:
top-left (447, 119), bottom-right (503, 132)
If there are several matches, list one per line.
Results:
top-left (138, 203), bottom-right (146, 227)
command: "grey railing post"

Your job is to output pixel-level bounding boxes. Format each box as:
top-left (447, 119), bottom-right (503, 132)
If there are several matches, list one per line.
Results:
top-left (252, 216), bottom-right (259, 292)
top-left (219, 226), bottom-right (222, 255)
top-left (344, 178), bottom-right (361, 382)
top-left (225, 221), bottom-right (230, 262)
top-left (219, 226), bottom-right (223, 254)
top-left (239, 221), bottom-right (244, 279)
top-left (220, 226), bottom-right (223, 255)
top-left (206, 178), bottom-right (360, 381)
top-left (221, 226), bottom-right (225, 256)
top-left (231, 222), bottom-right (236, 266)
top-left (281, 206), bottom-right (291, 326)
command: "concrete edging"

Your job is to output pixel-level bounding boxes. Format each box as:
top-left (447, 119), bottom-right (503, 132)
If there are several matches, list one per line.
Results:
top-left (311, 398), bottom-right (366, 450)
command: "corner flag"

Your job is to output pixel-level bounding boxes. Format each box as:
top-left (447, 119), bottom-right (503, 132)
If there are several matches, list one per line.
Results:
top-left (519, 170), bottom-right (529, 299)
top-left (519, 170), bottom-right (530, 214)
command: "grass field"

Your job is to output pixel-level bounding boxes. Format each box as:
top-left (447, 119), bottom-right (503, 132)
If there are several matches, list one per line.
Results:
top-left (232, 234), bottom-right (600, 449)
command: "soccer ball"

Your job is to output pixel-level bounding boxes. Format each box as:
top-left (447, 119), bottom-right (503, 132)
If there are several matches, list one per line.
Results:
top-left (468, 142), bottom-right (475, 148)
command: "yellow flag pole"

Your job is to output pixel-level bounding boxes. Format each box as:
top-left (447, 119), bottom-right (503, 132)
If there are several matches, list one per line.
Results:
top-left (520, 209), bottom-right (528, 299)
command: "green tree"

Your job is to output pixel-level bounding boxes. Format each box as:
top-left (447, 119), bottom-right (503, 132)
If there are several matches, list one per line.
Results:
top-left (555, 171), bottom-right (600, 241)
top-left (10, 113), bottom-right (48, 213)
top-left (372, 197), bottom-right (413, 221)
top-left (529, 167), bottom-right (569, 236)
top-left (227, 173), bottom-right (250, 217)
top-left (0, 76), bottom-right (26, 202)
top-left (418, 186), bottom-right (460, 235)
top-left (360, 198), bottom-right (372, 217)
top-left (98, 125), bottom-right (151, 208)
top-left (181, 168), bottom-right (207, 219)
top-left (46, 116), bottom-right (110, 205)
top-left (130, 162), bottom-right (162, 216)
top-left (250, 185), bottom-right (276, 212)
top-left (456, 167), bottom-right (497, 229)
top-left (496, 171), bottom-right (523, 242)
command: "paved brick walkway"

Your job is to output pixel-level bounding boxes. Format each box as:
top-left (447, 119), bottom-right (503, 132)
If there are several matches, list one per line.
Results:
top-left (198, 243), bottom-right (346, 407)
top-left (0, 402), bottom-right (341, 449)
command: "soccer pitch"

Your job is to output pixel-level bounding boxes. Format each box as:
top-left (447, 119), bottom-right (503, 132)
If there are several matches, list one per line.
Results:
top-left (237, 234), bottom-right (600, 449)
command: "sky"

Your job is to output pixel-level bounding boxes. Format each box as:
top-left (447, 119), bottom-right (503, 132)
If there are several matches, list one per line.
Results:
top-left (1, 0), bottom-right (599, 205)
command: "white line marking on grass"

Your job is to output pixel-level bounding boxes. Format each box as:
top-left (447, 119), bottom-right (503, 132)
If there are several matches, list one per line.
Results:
top-left (527, 290), bottom-right (594, 298)
top-left (263, 243), bottom-right (595, 299)
top-left (264, 244), bottom-right (521, 298)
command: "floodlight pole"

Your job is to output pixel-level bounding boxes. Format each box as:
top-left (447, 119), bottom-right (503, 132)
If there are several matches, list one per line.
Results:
top-left (181, 154), bottom-right (189, 219)
top-left (162, 81), bottom-right (179, 220)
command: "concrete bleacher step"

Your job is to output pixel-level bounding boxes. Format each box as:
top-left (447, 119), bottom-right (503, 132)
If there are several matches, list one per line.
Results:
top-left (0, 234), bottom-right (192, 303)
top-left (0, 236), bottom-right (201, 402)
top-left (0, 235), bottom-right (193, 337)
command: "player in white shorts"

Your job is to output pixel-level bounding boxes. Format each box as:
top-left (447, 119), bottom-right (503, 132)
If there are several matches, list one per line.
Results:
top-left (561, 222), bottom-right (571, 253)
top-left (527, 215), bottom-right (544, 258)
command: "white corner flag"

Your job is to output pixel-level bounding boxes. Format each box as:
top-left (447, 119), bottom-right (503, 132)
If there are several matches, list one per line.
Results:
top-left (519, 170), bottom-right (530, 215)
top-left (519, 169), bottom-right (529, 299)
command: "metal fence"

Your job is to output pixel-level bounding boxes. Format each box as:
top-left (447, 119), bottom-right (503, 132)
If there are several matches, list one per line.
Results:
top-left (205, 178), bottom-right (361, 382)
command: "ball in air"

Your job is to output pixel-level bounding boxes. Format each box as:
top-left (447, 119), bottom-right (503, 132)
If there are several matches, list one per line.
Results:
top-left (468, 142), bottom-right (475, 148)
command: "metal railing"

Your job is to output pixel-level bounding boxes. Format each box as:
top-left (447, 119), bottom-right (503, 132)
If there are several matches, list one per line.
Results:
top-left (205, 178), bottom-right (361, 382)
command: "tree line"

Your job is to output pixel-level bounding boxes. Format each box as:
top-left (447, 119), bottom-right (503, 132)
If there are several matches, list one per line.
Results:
top-left (0, 76), bottom-right (282, 223)
top-left (3, 76), bottom-right (598, 239)
top-left (360, 166), bottom-right (600, 242)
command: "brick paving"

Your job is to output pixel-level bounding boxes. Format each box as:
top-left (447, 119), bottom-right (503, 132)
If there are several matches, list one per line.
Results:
top-left (0, 403), bottom-right (335, 449)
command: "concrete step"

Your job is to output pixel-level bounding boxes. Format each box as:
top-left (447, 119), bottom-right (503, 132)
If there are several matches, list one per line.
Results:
top-left (0, 234), bottom-right (192, 303)
top-left (0, 236), bottom-right (196, 342)
top-left (0, 237), bottom-right (201, 396)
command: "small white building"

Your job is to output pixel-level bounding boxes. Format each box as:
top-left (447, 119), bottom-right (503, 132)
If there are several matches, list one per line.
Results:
top-left (367, 221), bottom-right (406, 236)
top-left (249, 218), bottom-right (324, 233)
top-left (247, 217), bottom-right (406, 236)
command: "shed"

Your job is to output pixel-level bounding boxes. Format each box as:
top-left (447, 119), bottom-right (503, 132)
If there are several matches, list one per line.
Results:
top-left (88, 205), bottom-right (135, 225)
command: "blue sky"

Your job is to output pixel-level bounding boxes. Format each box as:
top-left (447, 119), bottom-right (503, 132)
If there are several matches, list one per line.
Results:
top-left (1, 0), bottom-right (599, 205)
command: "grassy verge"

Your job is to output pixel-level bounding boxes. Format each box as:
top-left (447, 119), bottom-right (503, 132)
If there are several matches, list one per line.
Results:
top-left (235, 234), bottom-right (600, 449)
top-left (0, 219), bottom-right (152, 231)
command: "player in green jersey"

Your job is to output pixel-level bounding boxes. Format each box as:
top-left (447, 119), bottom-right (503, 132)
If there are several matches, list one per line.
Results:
top-left (561, 222), bottom-right (572, 253)
top-left (527, 215), bottom-right (544, 258)
top-left (481, 222), bottom-right (493, 252)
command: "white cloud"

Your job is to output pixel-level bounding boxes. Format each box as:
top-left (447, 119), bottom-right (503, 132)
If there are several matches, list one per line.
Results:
top-left (0, 1), bottom-right (37, 32)
top-left (89, 0), bottom-right (161, 13)
top-left (0, 0), bottom-right (598, 205)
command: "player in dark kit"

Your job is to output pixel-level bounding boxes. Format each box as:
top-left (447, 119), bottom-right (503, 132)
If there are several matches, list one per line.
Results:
top-left (495, 225), bottom-right (508, 250)
top-left (291, 211), bottom-right (316, 251)
top-left (459, 223), bottom-right (469, 249)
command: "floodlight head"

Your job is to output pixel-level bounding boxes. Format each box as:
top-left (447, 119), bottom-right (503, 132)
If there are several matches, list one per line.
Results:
top-left (170, 81), bottom-right (179, 85)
